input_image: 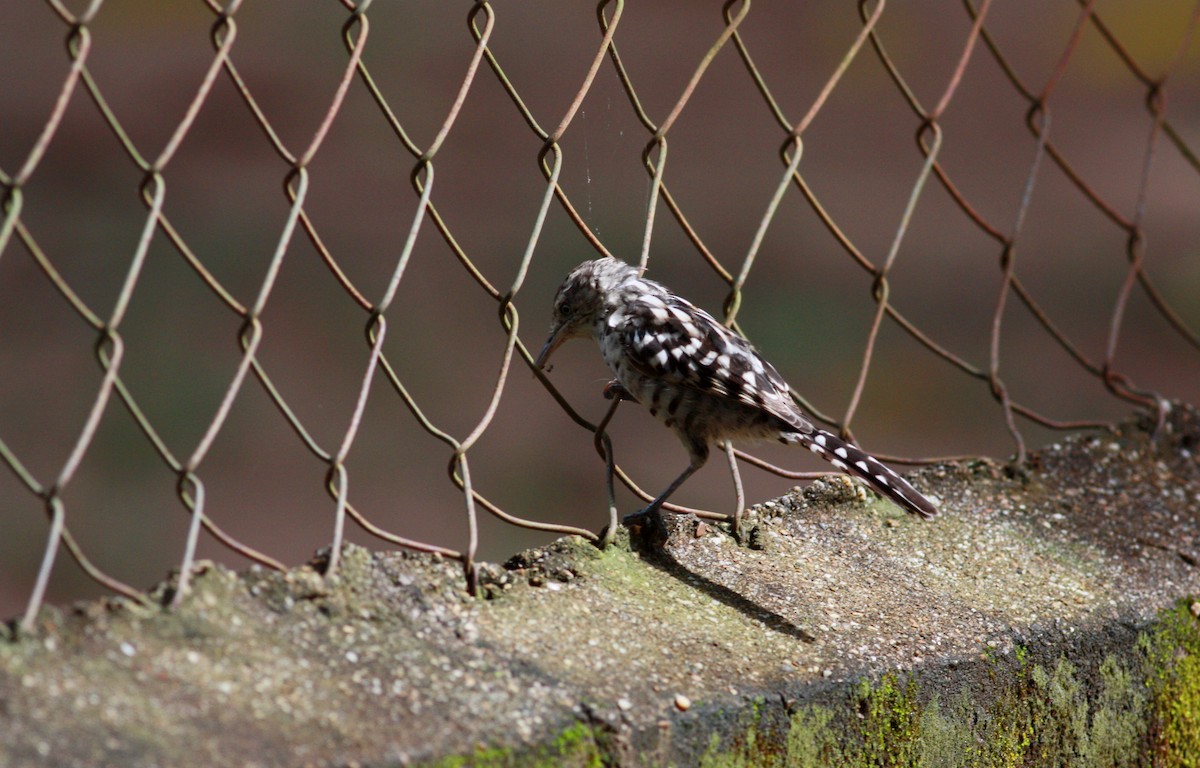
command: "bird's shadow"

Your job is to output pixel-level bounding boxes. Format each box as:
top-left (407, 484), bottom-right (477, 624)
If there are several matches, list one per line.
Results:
top-left (623, 517), bottom-right (816, 644)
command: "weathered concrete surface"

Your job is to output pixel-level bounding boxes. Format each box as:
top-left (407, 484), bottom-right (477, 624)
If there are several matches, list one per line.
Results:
top-left (2, 406), bottom-right (1199, 766)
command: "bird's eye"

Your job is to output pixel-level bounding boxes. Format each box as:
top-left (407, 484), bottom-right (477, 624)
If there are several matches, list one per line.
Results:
top-left (557, 299), bottom-right (571, 317)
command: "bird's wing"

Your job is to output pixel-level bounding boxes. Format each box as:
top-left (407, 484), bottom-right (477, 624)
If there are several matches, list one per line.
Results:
top-left (615, 292), bottom-right (813, 433)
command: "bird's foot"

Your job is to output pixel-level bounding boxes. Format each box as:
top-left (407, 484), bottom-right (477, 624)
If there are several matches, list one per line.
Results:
top-left (621, 507), bottom-right (652, 526)
top-left (622, 506), bottom-right (670, 549)
top-left (602, 379), bottom-right (634, 402)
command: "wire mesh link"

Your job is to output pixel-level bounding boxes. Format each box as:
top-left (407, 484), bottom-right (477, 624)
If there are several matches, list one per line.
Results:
top-left (1, 0), bottom-right (1197, 630)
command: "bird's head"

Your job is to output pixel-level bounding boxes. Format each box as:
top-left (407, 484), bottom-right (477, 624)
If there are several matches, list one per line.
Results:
top-left (536, 257), bottom-right (639, 370)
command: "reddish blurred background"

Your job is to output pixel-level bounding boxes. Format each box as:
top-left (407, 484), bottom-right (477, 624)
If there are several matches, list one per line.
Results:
top-left (2, 0), bottom-right (1198, 618)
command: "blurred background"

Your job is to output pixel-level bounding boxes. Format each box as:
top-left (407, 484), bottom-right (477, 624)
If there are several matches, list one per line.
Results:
top-left (2, 0), bottom-right (1198, 618)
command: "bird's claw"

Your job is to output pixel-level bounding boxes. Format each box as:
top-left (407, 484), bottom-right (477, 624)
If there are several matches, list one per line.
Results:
top-left (622, 506), bottom-right (670, 549)
top-left (621, 508), bottom-right (652, 526)
top-left (602, 380), bottom-right (634, 401)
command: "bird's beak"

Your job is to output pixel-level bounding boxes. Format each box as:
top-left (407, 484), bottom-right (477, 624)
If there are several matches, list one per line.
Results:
top-left (536, 323), bottom-right (568, 370)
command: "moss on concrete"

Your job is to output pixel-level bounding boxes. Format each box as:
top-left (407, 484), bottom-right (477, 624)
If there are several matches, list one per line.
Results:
top-left (678, 598), bottom-right (1198, 768)
top-left (428, 721), bottom-right (605, 768)
top-left (1147, 600), bottom-right (1200, 766)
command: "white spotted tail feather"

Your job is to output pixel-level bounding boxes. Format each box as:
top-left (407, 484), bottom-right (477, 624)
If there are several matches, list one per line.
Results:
top-left (787, 428), bottom-right (938, 520)
top-left (536, 256), bottom-right (939, 522)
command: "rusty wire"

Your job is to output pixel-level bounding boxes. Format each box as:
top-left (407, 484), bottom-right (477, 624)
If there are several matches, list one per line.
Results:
top-left (1, 0), bottom-right (1197, 631)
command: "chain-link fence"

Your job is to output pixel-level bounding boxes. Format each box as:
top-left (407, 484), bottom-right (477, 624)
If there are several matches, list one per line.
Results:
top-left (2, 0), bottom-right (1198, 632)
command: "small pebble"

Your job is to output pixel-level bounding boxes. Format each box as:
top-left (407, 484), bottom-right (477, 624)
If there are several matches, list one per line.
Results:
top-left (674, 694), bottom-right (691, 712)
top-left (1190, 601), bottom-right (1200, 619)
top-left (617, 697), bottom-right (633, 712)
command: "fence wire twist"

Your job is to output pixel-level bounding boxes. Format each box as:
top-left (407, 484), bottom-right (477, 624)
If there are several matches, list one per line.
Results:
top-left (1, 0), bottom-right (1197, 633)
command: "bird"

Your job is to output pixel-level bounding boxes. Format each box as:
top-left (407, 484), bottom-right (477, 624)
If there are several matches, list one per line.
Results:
top-left (535, 256), bottom-right (938, 522)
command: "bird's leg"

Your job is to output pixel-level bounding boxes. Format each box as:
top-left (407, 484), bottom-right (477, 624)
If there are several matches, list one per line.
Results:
top-left (623, 442), bottom-right (709, 526)
top-left (602, 379), bottom-right (635, 402)
top-left (723, 440), bottom-right (746, 541)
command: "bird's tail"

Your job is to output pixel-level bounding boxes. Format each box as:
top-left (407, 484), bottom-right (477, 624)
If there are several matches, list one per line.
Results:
top-left (786, 428), bottom-right (938, 519)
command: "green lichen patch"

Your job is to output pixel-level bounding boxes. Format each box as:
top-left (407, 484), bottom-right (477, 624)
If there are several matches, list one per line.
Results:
top-left (690, 607), bottom-right (1192, 768)
top-left (428, 721), bottom-right (605, 768)
top-left (1147, 599), bottom-right (1200, 766)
